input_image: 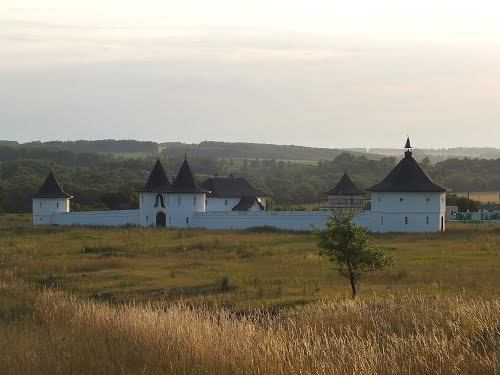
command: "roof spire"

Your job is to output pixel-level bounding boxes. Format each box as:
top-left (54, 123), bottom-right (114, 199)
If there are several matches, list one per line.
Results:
top-left (405, 136), bottom-right (411, 150)
top-left (404, 136), bottom-right (412, 158)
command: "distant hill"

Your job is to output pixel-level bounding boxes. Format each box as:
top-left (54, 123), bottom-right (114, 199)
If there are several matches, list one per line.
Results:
top-left (160, 141), bottom-right (383, 161)
top-left (370, 147), bottom-right (500, 161)
top-left (5, 140), bottom-right (159, 155)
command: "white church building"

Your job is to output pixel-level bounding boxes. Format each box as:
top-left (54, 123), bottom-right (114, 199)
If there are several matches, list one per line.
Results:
top-left (32, 139), bottom-right (446, 233)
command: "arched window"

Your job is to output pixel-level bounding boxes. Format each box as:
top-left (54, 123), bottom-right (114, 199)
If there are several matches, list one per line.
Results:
top-left (405, 216), bottom-right (408, 225)
top-left (426, 216), bottom-right (429, 225)
top-left (186, 217), bottom-right (189, 224)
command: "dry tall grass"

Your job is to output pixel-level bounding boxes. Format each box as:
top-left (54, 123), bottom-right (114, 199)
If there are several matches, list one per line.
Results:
top-left (0, 281), bottom-right (498, 374)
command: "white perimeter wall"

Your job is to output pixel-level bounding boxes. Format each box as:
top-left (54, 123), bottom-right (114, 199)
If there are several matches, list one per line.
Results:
top-left (52, 210), bottom-right (140, 226)
top-left (192, 211), bottom-right (374, 231)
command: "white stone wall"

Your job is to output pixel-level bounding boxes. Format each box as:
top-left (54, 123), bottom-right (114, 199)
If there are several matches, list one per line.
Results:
top-left (52, 209), bottom-right (139, 226)
top-left (192, 210), bottom-right (374, 231)
top-left (369, 192), bottom-right (445, 232)
top-left (33, 198), bottom-right (70, 225)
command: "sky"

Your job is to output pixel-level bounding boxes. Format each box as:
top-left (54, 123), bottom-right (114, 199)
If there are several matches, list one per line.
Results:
top-left (0, 1), bottom-right (499, 148)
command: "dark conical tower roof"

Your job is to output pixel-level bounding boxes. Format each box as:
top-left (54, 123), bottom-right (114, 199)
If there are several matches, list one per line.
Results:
top-left (170, 158), bottom-right (207, 193)
top-left (33, 172), bottom-right (73, 198)
top-left (141, 158), bottom-right (171, 192)
top-left (326, 173), bottom-right (364, 195)
top-left (367, 147), bottom-right (446, 193)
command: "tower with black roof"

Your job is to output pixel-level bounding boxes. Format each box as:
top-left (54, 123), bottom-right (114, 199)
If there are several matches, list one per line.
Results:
top-left (33, 172), bottom-right (73, 225)
top-left (367, 138), bottom-right (447, 232)
top-left (326, 172), bottom-right (365, 212)
top-left (138, 157), bottom-right (207, 228)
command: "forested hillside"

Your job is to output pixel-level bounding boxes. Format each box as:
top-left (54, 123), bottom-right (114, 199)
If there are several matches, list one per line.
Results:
top-left (0, 144), bottom-right (498, 213)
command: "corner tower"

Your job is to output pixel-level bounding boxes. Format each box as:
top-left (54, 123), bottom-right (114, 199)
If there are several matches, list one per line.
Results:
top-left (367, 138), bottom-right (446, 232)
top-left (33, 173), bottom-right (73, 225)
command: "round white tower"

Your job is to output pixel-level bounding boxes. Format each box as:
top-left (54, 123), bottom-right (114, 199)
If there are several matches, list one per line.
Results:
top-left (33, 173), bottom-right (72, 225)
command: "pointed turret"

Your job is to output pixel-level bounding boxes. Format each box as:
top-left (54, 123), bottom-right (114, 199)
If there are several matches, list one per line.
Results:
top-left (33, 173), bottom-right (72, 199)
top-left (367, 139), bottom-right (445, 192)
top-left (170, 159), bottom-right (207, 193)
top-left (141, 158), bottom-right (171, 192)
top-left (326, 173), bottom-right (364, 195)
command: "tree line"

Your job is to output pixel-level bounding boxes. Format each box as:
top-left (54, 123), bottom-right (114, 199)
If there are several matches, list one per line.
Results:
top-left (0, 145), bottom-right (498, 213)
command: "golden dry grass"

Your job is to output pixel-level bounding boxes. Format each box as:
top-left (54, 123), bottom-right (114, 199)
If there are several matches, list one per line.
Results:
top-left (0, 281), bottom-right (498, 374)
top-left (455, 191), bottom-right (500, 204)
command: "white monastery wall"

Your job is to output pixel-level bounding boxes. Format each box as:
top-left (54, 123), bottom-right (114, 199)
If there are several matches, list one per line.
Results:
top-left (52, 209), bottom-right (139, 226)
top-left (192, 211), bottom-right (374, 231)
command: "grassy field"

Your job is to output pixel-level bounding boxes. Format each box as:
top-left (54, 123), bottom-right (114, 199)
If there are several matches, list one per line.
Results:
top-left (455, 191), bottom-right (500, 204)
top-left (0, 214), bottom-right (499, 373)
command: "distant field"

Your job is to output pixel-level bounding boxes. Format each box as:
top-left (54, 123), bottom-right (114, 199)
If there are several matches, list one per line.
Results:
top-left (455, 191), bottom-right (500, 203)
top-left (0, 214), bottom-right (498, 373)
top-left (1, 214), bottom-right (498, 308)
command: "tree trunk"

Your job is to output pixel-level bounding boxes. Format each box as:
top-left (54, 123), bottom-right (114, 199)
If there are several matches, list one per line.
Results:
top-left (349, 270), bottom-right (357, 298)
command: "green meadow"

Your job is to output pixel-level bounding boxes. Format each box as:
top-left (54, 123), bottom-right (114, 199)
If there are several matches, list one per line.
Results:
top-left (1, 214), bottom-right (498, 310)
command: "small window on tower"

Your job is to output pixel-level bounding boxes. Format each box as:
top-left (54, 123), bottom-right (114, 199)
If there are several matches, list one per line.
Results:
top-left (146, 216), bottom-right (149, 222)
top-left (57, 202), bottom-right (59, 208)
top-left (186, 217), bottom-right (189, 224)
top-left (400, 198), bottom-right (404, 202)
top-left (426, 216), bottom-right (429, 225)
top-left (381, 216), bottom-right (384, 225)
top-left (426, 197), bottom-right (430, 202)
top-left (224, 200), bottom-right (228, 206)
top-left (193, 196), bottom-right (197, 206)
top-left (405, 216), bottom-right (408, 225)
top-left (40, 202), bottom-right (42, 208)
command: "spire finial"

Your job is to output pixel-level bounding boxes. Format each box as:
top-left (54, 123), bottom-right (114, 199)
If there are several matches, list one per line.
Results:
top-left (404, 136), bottom-right (412, 158)
top-left (405, 136), bottom-right (411, 150)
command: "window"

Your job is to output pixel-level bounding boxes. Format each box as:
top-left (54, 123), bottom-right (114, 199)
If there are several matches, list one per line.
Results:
top-left (186, 217), bottom-right (189, 224)
top-left (381, 216), bottom-right (384, 225)
top-left (426, 216), bottom-right (429, 225)
top-left (205, 199), bottom-right (208, 206)
top-left (193, 196), bottom-right (197, 206)
top-left (39, 202), bottom-right (42, 208)
top-left (405, 216), bottom-right (408, 225)
top-left (400, 198), bottom-right (404, 202)
top-left (57, 202), bottom-right (59, 208)
top-left (426, 197), bottom-right (430, 202)
top-left (169, 217), bottom-right (172, 224)
top-left (146, 216), bottom-right (149, 223)
top-left (224, 199), bottom-right (228, 206)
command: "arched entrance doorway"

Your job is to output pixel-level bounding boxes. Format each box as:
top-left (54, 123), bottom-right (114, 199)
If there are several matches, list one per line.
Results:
top-left (156, 212), bottom-right (166, 227)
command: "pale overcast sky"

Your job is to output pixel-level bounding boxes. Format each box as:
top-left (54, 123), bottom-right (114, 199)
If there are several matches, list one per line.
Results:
top-left (0, 1), bottom-right (499, 148)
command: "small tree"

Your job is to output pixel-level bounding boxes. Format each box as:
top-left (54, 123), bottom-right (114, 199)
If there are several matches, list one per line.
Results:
top-left (316, 211), bottom-right (394, 298)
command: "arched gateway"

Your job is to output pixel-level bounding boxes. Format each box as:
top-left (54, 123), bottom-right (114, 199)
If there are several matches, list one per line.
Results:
top-left (156, 212), bottom-right (166, 227)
